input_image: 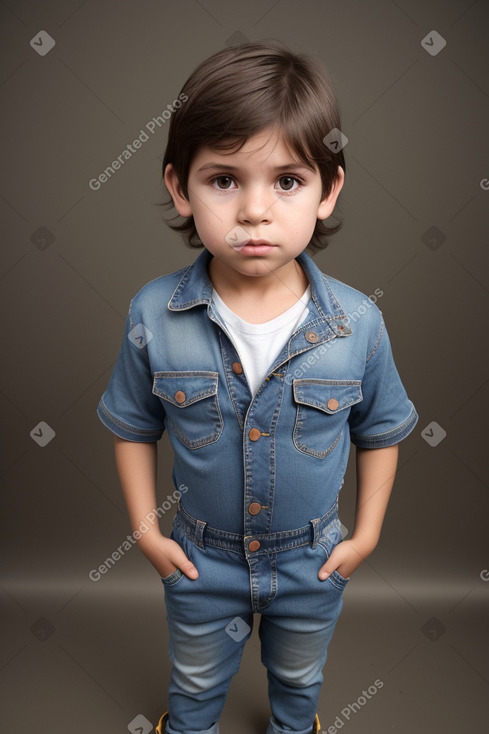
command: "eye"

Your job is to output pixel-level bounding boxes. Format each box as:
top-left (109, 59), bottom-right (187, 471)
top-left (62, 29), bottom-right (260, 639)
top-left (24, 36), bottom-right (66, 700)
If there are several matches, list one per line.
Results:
top-left (277, 176), bottom-right (302, 192)
top-left (211, 176), bottom-right (236, 190)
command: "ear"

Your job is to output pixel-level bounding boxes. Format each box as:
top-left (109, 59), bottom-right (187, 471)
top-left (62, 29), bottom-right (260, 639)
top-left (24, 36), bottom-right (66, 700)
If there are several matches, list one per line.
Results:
top-left (164, 163), bottom-right (192, 217)
top-left (317, 166), bottom-right (345, 220)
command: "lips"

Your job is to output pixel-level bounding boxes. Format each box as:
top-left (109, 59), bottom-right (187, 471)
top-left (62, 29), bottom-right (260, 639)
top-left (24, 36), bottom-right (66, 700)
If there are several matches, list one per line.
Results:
top-left (228, 237), bottom-right (274, 251)
top-left (227, 233), bottom-right (276, 254)
top-left (235, 240), bottom-right (276, 256)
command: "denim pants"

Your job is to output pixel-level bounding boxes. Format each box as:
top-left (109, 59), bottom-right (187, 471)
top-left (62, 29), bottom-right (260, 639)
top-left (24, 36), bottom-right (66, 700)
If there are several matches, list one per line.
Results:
top-left (160, 501), bottom-right (349, 734)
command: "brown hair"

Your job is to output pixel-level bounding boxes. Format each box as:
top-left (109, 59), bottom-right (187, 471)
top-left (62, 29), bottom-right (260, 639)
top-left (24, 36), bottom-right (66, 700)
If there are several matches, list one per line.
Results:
top-left (161, 41), bottom-right (346, 254)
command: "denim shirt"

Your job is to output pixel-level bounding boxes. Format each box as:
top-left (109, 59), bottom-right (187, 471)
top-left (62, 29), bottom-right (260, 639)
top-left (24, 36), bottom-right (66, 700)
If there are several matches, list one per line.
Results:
top-left (97, 249), bottom-right (418, 534)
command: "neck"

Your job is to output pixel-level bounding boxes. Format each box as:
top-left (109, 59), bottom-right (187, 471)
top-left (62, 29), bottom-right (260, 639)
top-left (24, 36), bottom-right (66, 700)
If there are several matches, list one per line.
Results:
top-left (208, 256), bottom-right (309, 302)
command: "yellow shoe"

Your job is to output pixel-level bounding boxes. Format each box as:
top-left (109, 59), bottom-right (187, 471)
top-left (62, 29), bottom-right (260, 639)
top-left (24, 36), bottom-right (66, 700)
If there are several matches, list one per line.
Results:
top-left (157, 712), bottom-right (318, 732)
top-left (155, 711), bottom-right (168, 734)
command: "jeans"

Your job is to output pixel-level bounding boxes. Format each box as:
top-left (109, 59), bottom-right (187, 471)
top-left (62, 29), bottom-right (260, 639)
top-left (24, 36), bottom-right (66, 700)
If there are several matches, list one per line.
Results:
top-left (161, 501), bottom-right (349, 734)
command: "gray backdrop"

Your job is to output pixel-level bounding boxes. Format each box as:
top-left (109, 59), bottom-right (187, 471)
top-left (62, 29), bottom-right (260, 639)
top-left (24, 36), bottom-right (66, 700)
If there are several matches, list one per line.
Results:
top-left (1, 1), bottom-right (488, 732)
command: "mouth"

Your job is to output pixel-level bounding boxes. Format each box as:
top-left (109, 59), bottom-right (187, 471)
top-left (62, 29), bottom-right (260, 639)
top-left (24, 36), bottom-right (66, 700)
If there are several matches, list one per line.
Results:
top-left (232, 239), bottom-right (277, 255)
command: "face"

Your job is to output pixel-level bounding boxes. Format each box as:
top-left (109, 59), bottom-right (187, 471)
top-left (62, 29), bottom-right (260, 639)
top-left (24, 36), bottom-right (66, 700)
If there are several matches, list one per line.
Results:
top-left (165, 127), bottom-right (344, 284)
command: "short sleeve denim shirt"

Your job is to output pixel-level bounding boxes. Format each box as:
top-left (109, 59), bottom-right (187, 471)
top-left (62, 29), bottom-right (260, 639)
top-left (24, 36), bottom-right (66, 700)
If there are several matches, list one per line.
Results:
top-left (97, 249), bottom-right (418, 534)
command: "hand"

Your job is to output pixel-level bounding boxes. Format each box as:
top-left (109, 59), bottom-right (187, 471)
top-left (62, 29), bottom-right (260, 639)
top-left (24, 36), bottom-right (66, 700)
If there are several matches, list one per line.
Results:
top-left (318, 539), bottom-right (371, 581)
top-left (138, 533), bottom-right (199, 580)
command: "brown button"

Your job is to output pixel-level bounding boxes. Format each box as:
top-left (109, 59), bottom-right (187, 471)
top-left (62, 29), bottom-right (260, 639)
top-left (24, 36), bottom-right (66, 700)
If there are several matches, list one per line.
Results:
top-left (248, 540), bottom-right (261, 552)
top-left (305, 331), bottom-right (319, 343)
top-left (174, 390), bottom-right (186, 404)
top-left (232, 361), bottom-right (243, 374)
top-left (248, 502), bottom-right (262, 516)
top-left (337, 325), bottom-right (345, 331)
top-left (248, 427), bottom-right (261, 441)
top-left (327, 398), bottom-right (339, 411)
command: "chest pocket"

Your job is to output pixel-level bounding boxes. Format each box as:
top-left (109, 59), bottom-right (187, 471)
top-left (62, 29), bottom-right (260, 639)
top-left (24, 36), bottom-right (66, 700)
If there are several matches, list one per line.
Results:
top-left (292, 379), bottom-right (362, 458)
top-left (152, 371), bottom-right (223, 450)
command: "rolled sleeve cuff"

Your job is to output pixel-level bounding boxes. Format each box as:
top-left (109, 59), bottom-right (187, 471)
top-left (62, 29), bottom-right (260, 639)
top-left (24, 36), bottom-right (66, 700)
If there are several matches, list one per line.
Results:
top-left (350, 403), bottom-right (418, 449)
top-left (97, 397), bottom-right (164, 442)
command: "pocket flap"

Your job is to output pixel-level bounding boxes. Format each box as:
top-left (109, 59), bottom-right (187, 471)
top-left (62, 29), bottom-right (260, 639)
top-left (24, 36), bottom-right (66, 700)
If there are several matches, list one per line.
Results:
top-left (293, 379), bottom-right (362, 414)
top-left (153, 371), bottom-right (219, 408)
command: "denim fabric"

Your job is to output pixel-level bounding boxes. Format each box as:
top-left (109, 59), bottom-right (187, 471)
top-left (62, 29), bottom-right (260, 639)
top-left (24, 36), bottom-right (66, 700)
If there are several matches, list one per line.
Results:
top-left (162, 502), bottom-right (348, 734)
top-left (96, 248), bottom-right (418, 730)
top-left (97, 248), bottom-right (418, 534)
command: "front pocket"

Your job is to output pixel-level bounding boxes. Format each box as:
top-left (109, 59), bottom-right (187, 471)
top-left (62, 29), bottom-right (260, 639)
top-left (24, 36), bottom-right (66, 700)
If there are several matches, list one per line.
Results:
top-left (293, 379), bottom-right (362, 458)
top-left (152, 371), bottom-right (223, 449)
top-left (161, 568), bottom-right (184, 586)
top-left (316, 517), bottom-right (350, 589)
top-left (328, 569), bottom-right (350, 589)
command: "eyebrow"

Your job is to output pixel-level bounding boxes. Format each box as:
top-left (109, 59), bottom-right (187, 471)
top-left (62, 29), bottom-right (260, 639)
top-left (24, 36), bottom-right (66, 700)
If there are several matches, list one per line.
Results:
top-left (196, 162), bottom-right (316, 173)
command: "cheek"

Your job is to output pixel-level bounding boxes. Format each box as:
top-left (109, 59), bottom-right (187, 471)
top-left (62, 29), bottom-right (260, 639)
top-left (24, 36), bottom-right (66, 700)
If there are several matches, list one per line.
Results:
top-left (190, 202), bottom-right (229, 247)
top-left (295, 219), bottom-right (318, 243)
top-left (190, 191), bottom-right (234, 224)
top-left (189, 197), bottom-right (215, 226)
top-left (283, 202), bottom-right (319, 242)
top-left (280, 197), bottom-right (319, 225)
top-left (279, 187), bottom-right (321, 214)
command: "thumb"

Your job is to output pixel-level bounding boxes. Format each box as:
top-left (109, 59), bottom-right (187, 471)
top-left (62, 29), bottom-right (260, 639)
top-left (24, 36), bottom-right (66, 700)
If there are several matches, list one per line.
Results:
top-left (318, 558), bottom-right (337, 581)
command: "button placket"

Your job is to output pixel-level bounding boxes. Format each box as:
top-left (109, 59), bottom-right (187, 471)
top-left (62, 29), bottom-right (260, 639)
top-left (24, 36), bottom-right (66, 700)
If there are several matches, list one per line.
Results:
top-left (216, 327), bottom-right (252, 433)
top-left (242, 362), bottom-right (288, 549)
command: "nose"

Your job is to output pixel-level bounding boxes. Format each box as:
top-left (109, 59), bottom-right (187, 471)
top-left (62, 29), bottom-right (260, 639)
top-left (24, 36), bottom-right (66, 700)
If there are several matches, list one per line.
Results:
top-left (237, 185), bottom-right (273, 226)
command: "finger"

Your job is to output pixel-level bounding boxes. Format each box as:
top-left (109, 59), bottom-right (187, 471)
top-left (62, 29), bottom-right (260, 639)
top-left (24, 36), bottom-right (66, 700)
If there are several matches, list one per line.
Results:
top-left (168, 545), bottom-right (199, 580)
top-left (318, 560), bottom-right (337, 581)
top-left (180, 559), bottom-right (199, 579)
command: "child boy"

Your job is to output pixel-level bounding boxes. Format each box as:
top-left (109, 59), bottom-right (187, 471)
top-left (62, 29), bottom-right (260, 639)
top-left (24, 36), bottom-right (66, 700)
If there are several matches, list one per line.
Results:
top-left (97, 42), bottom-right (418, 734)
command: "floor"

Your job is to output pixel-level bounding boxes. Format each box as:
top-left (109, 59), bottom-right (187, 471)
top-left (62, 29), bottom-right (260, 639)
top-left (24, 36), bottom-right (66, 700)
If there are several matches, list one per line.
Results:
top-left (2, 569), bottom-right (487, 733)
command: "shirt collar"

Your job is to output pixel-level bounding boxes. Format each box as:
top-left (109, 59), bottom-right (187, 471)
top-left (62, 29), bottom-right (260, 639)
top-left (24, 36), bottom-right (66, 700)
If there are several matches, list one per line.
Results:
top-left (168, 248), bottom-right (352, 336)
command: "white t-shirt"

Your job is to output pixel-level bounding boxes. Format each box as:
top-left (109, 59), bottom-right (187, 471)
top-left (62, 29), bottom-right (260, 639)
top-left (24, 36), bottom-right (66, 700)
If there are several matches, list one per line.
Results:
top-left (212, 285), bottom-right (311, 396)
